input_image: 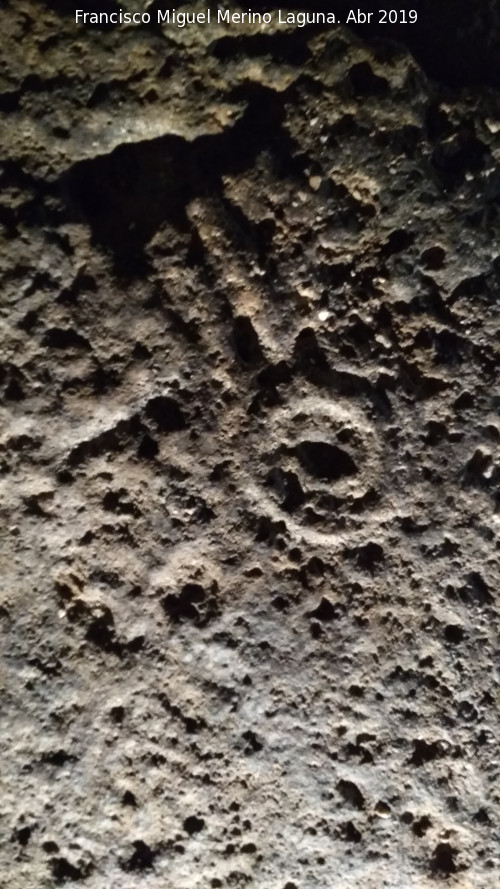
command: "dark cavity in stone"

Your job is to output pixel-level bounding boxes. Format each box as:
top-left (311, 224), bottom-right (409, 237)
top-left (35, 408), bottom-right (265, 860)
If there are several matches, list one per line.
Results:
top-left (295, 441), bottom-right (358, 481)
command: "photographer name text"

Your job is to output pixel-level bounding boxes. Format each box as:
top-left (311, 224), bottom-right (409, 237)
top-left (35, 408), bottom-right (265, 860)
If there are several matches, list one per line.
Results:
top-left (75, 8), bottom-right (418, 28)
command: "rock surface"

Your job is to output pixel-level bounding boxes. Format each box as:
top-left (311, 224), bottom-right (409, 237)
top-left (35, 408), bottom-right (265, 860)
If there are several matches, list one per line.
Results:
top-left (1, 3), bottom-right (500, 888)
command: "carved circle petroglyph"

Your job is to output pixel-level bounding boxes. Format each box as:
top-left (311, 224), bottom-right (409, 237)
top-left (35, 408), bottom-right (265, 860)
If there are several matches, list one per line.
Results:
top-left (243, 394), bottom-right (388, 545)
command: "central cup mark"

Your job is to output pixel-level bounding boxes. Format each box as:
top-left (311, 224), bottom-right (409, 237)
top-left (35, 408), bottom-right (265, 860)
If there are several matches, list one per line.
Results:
top-left (295, 440), bottom-right (358, 482)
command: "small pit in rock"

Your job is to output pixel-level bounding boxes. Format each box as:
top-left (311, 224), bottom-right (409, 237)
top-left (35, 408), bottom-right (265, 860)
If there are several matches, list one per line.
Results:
top-left (296, 441), bottom-right (358, 482)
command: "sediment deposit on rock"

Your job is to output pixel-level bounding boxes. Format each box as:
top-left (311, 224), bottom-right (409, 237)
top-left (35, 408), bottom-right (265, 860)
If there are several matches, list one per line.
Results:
top-left (1, 3), bottom-right (500, 887)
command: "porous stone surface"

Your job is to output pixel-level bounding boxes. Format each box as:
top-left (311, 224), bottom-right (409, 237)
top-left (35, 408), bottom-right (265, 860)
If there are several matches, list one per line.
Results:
top-left (247, 0), bottom-right (500, 88)
top-left (1, 3), bottom-right (500, 888)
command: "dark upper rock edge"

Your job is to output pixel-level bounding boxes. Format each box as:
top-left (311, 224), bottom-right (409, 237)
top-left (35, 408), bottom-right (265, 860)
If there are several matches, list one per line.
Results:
top-left (233, 0), bottom-right (500, 89)
top-left (42, 0), bottom-right (500, 89)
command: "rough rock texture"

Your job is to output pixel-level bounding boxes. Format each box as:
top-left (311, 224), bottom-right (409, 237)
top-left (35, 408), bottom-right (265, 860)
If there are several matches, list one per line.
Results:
top-left (1, 3), bottom-right (500, 888)
top-left (246, 0), bottom-right (500, 89)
